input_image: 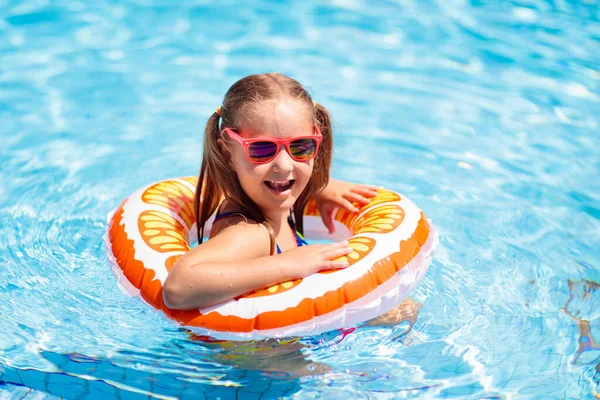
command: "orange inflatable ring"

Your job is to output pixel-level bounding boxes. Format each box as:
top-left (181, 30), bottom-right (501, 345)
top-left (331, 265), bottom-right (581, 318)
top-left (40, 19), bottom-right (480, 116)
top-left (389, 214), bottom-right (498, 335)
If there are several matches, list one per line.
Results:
top-left (105, 177), bottom-right (438, 340)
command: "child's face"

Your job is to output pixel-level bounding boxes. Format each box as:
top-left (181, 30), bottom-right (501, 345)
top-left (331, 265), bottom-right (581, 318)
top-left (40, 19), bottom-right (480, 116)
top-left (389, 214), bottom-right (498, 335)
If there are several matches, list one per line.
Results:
top-left (224, 99), bottom-right (316, 215)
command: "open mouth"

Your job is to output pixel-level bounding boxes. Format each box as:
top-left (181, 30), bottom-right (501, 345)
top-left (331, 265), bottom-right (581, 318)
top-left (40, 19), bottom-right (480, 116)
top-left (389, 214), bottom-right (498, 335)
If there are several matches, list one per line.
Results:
top-left (264, 180), bottom-right (295, 193)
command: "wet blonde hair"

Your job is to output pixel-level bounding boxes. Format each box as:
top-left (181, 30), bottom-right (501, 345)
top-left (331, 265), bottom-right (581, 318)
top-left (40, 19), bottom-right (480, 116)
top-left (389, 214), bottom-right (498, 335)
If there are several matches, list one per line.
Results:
top-left (194, 73), bottom-right (333, 243)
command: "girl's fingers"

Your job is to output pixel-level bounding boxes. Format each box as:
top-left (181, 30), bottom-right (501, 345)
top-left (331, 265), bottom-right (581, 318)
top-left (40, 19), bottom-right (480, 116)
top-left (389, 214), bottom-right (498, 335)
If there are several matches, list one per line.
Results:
top-left (319, 241), bottom-right (349, 254)
top-left (321, 211), bottom-right (335, 234)
top-left (323, 241), bottom-right (345, 248)
top-left (351, 186), bottom-right (379, 197)
top-left (323, 260), bottom-right (349, 270)
top-left (311, 241), bottom-right (346, 250)
top-left (342, 192), bottom-right (371, 205)
top-left (326, 244), bottom-right (353, 258)
top-left (338, 198), bottom-right (359, 213)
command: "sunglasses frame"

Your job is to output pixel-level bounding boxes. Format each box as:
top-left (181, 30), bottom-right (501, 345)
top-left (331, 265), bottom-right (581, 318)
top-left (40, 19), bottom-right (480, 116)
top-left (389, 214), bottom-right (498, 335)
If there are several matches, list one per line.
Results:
top-left (221, 126), bottom-right (323, 164)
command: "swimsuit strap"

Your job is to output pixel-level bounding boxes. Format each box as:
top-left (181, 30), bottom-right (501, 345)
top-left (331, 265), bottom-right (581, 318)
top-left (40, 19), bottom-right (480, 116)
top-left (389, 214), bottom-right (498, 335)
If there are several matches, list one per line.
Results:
top-left (288, 215), bottom-right (308, 246)
top-left (214, 210), bottom-right (250, 221)
top-left (213, 203), bottom-right (253, 222)
top-left (276, 215), bottom-right (307, 254)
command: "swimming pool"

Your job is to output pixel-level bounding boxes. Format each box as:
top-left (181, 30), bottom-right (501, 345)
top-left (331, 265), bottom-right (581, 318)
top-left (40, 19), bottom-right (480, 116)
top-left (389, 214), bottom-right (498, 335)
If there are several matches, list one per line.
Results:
top-left (1, 0), bottom-right (599, 398)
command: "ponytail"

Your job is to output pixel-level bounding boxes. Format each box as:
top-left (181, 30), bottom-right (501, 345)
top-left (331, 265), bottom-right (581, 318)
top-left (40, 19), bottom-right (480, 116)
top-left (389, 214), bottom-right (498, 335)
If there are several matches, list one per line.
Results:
top-left (195, 111), bottom-right (224, 244)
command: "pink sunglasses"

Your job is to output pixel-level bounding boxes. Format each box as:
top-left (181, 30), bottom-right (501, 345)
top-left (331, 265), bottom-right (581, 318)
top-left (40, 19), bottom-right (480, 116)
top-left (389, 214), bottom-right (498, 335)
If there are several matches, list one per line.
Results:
top-left (222, 126), bottom-right (323, 164)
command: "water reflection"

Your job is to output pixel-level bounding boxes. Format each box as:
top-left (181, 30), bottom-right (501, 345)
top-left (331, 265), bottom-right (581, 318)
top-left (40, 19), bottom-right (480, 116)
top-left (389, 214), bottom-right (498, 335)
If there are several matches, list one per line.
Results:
top-left (562, 279), bottom-right (600, 396)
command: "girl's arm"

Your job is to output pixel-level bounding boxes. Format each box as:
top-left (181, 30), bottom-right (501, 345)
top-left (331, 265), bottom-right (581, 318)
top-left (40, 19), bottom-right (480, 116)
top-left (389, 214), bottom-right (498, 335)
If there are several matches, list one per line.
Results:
top-left (163, 218), bottom-right (351, 310)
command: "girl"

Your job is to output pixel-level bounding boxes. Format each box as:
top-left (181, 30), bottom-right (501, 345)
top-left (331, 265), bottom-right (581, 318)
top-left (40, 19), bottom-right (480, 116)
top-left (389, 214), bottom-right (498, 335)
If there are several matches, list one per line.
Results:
top-left (163, 73), bottom-right (380, 311)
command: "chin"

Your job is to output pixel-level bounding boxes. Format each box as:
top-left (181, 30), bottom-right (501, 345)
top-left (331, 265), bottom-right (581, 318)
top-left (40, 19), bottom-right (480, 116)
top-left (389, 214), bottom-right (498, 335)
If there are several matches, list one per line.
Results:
top-left (261, 196), bottom-right (298, 213)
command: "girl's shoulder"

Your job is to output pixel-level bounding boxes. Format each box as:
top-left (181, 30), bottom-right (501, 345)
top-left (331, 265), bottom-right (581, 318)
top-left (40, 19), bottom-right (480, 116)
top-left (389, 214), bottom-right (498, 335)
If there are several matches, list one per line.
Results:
top-left (207, 201), bottom-right (275, 257)
top-left (181, 215), bottom-right (272, 266)
top-left (178, 217), bottom-right (272, 270)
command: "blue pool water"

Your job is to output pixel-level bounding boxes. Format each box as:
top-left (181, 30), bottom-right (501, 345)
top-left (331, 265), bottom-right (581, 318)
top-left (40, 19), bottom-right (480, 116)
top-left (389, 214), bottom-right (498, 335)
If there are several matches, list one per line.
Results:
top-left (1, 0), bottom-right (599, 398)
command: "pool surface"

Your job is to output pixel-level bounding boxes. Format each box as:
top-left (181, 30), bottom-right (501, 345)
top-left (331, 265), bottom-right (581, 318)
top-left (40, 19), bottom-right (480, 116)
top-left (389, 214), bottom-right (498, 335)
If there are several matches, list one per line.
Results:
top-left (1, 0), bottom-right (599, 398)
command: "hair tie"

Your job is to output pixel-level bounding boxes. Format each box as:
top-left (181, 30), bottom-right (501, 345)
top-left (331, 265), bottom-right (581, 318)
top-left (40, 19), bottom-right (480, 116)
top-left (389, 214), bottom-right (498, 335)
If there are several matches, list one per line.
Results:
top-left (312, 100), bottom-right (318, 108)
top-left (215, 106), bottom-right (222, 116)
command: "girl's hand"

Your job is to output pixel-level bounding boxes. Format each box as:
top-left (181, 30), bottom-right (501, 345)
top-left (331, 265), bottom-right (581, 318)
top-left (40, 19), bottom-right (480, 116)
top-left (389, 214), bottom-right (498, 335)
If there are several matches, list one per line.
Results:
top-left (316, 178), bottom-right (379, 234)
top-left (278, 241), bottom-right (354, 278)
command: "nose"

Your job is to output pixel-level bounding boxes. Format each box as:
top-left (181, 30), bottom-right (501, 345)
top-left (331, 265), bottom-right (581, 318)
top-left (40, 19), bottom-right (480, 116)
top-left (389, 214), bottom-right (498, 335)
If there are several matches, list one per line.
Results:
top-left (270, 144), bottom-right (294, 172)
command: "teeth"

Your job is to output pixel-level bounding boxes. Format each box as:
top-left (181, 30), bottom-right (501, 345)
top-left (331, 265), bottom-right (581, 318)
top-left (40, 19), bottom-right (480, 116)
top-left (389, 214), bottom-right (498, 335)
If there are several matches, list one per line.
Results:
top-left (266, 180), bottom-right (294, 191)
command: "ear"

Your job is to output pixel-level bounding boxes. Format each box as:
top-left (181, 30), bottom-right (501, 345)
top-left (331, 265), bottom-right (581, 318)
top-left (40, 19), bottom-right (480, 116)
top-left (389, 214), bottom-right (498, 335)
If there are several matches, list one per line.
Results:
top-left (217, 137), bottom-right (236, 170)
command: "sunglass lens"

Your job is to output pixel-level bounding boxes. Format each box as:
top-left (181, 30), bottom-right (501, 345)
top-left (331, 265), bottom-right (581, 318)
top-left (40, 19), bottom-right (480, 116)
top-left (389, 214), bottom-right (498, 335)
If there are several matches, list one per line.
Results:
top-left (248, 141), bottom-right (278, 162)
top-left (289, 138), bottom-right (317, 160)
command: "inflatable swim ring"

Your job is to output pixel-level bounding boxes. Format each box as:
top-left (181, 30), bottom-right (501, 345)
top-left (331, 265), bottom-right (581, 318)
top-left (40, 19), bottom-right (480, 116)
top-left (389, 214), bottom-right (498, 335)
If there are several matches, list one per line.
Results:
top-left (105, 177), bottom-right (438, 340)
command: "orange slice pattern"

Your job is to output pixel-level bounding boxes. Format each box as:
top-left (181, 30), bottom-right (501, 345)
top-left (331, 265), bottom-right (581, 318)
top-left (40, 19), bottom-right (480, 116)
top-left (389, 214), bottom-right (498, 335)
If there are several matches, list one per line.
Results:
top-left (317, 236), bottom-right (377, 275)
top-left (334, 190), bottom-right (402, 229)
top-left (304, 198), bottom-right (320, 217)
top-left (353, 204), bottom-right (404, 235)
top-left (332, 236), bottom-right (376, 267)
top-left (138, 210), bottom-right (190, 254)
top-left (334, 207), bottom-right (360, 230)
top-left (238, 278), bottom-right (303, 299)
top-left (362, 190), bottom-right (401, 210)
top-left (141, 180), bottom-right (196, 229)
